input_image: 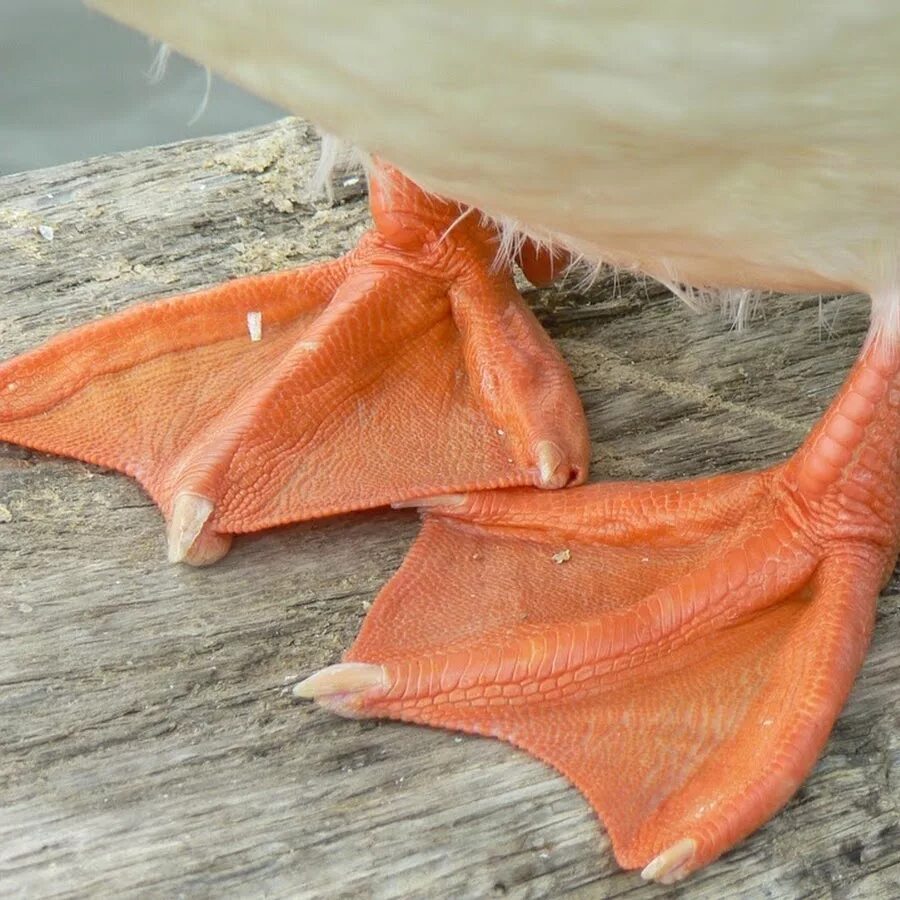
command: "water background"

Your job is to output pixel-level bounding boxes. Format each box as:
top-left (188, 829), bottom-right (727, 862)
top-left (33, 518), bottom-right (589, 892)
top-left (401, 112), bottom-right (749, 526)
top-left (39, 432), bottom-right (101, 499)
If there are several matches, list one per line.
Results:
top-left (1, 0), bottom-right (284, 176)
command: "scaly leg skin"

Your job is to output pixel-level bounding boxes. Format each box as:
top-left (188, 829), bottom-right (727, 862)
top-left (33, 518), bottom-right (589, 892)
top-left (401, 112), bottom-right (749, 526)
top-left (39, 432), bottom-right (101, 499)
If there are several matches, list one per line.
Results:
top-left (0, 164), bottom-right (588, 565)
top-left (296, 325), bottom-right (899, 883)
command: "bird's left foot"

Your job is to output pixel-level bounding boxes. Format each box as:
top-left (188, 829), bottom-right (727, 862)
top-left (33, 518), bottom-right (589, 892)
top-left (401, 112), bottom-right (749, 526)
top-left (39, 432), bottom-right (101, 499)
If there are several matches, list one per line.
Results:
top-left (0, 164), bottom-right (588, 563)
top-left (297, 330), bottom-right (899, 881)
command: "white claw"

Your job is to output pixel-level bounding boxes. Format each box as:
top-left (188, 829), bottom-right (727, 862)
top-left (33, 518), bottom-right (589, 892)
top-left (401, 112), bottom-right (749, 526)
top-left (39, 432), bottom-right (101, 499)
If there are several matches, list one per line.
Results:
top-left (535, 439), bottom-right (566, 487)
top-left (246, 310), bottom-right (263, 342)
top-left (167, 492), bottom-right (217, 564)
top-left (640, 838), bottom-right (697, 884)
top-left (292, 663), bottom-right (387, 701)
top-left (391, 493), bottom-right (465, 510)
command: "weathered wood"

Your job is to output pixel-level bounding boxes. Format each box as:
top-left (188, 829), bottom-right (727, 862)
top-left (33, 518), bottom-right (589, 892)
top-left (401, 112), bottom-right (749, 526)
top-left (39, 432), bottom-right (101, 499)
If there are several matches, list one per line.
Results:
top-left (1, 118), bottom-right (897, 900)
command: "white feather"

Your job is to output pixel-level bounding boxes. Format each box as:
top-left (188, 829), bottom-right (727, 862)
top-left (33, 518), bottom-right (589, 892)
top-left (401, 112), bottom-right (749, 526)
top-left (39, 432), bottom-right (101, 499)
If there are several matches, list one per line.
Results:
top-left (88, 0), bottom-right (900, 332)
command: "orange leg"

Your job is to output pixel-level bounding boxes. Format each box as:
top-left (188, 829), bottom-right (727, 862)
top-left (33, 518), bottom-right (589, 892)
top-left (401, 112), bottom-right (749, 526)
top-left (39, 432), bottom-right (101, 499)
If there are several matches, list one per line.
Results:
top-left (0, 164), bottom-right (588, 564)
top-left (296, 328), bottom-right (899, 882)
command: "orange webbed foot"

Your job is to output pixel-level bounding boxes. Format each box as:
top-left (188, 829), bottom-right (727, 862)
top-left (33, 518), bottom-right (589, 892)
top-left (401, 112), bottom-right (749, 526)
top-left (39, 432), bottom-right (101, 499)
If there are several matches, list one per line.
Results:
top-left (297, 332), bottom-right (899, 881)
top-left (0, 164), bottom-right (588, 564)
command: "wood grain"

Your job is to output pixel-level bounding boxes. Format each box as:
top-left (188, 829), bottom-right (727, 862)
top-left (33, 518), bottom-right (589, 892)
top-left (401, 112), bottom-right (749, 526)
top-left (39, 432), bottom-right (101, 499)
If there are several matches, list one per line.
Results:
top-left (1, 118), bottom-right (897, 899)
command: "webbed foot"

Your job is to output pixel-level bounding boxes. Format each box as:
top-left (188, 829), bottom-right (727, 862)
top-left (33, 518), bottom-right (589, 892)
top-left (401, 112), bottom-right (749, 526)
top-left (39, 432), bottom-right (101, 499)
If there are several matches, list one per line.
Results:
top-left (298, 330), bottom-right (899, 880)
top-left (0, 164), bottom-right (588, 563)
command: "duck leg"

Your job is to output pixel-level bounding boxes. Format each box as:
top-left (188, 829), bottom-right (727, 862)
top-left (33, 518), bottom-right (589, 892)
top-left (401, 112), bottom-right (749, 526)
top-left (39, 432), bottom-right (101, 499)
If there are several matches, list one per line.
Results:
top-left (297, 322), bottom-right (899, 882)
top-left (0, 164), bottom-right (588, 564)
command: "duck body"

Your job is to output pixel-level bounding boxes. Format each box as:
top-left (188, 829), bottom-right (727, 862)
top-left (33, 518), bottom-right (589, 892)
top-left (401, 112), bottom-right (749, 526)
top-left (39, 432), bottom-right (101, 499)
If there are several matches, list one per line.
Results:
top-left (90, 0), bottom-right (900, 315)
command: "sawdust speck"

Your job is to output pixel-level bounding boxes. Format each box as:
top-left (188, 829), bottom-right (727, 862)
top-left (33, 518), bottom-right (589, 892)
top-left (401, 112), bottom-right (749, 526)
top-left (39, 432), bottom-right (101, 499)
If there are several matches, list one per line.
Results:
top-left (212, 120), bottom-right (320, 214)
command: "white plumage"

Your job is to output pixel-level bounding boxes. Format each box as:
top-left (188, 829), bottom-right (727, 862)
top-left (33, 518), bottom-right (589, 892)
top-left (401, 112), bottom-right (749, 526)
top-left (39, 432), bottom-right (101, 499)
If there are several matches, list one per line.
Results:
top-left (88, 1), bottom-right (900, 332)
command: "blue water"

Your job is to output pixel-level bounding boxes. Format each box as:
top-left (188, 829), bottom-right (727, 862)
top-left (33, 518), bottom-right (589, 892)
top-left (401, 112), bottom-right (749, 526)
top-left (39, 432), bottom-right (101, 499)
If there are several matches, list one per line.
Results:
top-left (1, 0), bottom-right (284, 176)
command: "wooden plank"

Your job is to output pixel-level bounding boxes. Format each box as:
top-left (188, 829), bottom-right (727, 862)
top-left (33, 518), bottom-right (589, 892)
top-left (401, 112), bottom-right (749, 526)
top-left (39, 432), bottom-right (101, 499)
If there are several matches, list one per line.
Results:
top-left (1, 118), bottom-right (897, 900)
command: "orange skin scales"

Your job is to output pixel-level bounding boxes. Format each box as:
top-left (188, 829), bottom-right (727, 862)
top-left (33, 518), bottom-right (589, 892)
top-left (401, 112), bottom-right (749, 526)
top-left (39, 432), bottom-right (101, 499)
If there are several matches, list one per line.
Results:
top-left (299, 332), bottom-right (899, 882)
top-left (0, 164), bottom-right (588, 564)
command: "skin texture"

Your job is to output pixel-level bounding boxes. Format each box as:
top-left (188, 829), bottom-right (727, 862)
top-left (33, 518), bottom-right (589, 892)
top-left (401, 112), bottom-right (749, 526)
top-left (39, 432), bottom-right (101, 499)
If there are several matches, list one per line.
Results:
top-left (0, 165), bottom-right (588, 564)
top-left (300, 333), bottom-right (900, 881)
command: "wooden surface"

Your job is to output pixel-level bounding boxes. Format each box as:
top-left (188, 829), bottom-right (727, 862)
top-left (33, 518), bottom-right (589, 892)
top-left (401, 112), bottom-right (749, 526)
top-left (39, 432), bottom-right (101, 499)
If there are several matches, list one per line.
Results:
top-left (1, 118), bottom-right (897, 900)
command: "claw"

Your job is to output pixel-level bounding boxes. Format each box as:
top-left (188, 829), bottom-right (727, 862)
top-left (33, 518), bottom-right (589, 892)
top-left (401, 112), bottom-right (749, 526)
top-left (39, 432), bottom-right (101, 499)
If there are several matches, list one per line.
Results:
top-left (293, 663), bottom-right (387, 713)
top-left (391, 493), bottom-right (466, 510)
top-left (640, 838), bottom-right (697, 884)
top-left (166, 492), bottom-right (231, 566)
top-left (535, 439), bottom-right (569, 488)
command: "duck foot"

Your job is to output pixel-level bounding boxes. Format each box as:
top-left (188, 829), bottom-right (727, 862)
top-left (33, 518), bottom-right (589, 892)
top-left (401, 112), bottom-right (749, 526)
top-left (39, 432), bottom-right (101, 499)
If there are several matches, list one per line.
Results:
top-left (298, 329), bottom-right (899, 880)
top-left (0, 164), bottom-right (588, 564)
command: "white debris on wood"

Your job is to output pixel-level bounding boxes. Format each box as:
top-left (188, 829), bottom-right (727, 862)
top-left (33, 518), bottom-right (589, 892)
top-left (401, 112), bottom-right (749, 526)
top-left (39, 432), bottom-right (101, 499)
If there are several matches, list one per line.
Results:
top-left (551, 548), bottom-right (571, 564)
top-left (247, 310), bottom-right (263, 342)
top-left (37, 224), bottom-right (54, 241)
